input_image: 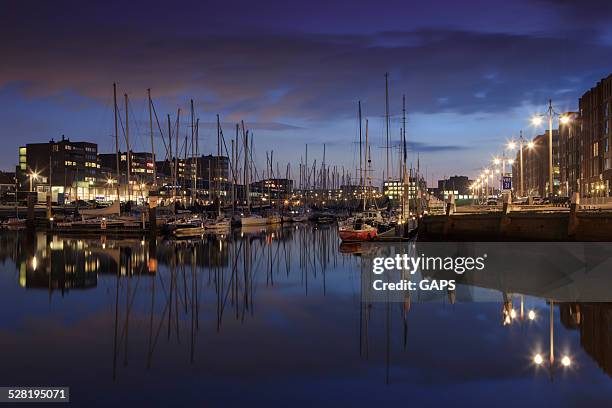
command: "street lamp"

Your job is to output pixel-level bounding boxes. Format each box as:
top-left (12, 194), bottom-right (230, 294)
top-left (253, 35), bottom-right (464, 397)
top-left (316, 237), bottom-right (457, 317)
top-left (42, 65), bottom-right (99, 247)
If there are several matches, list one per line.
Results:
top-left (559, 114), bottom-right (574, 196)
top-left (531, 116), bottom-right (543, 126)
top-left (531, 99), bottom-right (555, 197)
top-left (29, 170), bottom-right (39, 192)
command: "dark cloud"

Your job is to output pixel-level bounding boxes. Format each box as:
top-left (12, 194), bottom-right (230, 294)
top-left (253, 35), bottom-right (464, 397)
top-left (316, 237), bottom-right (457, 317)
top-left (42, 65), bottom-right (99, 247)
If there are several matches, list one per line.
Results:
top-left (408, 141), bottom-right (468, 153)
top-left (2, 23), bottom-right (611, 124)
top-left (2, 0), bottom-right (612, 176)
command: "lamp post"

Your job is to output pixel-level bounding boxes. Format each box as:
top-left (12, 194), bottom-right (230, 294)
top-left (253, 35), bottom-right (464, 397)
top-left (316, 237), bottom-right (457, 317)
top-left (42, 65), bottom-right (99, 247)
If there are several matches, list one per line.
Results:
top-left (519, 132), bottom-right (525, 197)
top-left (531, 99), bottom-right (555, 197)
top-left (29, 171), bottom-right (39, 192)
top-left (559, 114), bottom-right (573, 197)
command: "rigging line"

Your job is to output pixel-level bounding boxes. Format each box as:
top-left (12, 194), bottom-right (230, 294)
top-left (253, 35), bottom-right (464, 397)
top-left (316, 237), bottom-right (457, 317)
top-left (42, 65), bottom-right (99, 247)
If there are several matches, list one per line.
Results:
top-left (218, 125), bottom-right (239, 187)
top-left (150, 100), bottom-right (170, 160)
top-left (127, 97), bottom-right (145, 152)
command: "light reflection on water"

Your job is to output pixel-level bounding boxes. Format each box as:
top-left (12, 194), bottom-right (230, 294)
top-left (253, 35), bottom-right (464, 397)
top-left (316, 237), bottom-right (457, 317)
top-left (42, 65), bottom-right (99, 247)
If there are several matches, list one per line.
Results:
top-left (0, 226), bottom-right (612, 407)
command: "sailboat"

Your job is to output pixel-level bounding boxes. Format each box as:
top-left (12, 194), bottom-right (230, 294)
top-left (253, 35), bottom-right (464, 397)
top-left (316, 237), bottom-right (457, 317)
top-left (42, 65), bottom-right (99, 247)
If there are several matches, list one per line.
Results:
top-left (241, 214), bottom-right (267, 226)
top-left (172, 217), bottom-right (206, 238)
top-left (339, 104), bottom-right (380, 242)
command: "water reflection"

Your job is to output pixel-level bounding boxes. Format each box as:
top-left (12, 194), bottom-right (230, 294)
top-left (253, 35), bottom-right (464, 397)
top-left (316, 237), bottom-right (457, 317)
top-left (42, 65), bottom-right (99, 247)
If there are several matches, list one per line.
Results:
top-left (1, 227), bottom-right (612, 405)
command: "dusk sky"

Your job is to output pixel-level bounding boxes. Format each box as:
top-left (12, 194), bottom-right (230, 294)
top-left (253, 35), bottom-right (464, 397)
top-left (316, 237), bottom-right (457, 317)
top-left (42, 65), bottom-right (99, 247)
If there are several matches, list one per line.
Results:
top-left (3, 0), bottom-right (612, 185)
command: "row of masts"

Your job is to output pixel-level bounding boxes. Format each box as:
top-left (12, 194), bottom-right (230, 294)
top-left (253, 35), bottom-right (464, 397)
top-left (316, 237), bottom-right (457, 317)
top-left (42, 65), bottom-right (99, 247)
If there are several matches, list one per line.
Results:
top-left (109, 74), bottom-right (417, 210)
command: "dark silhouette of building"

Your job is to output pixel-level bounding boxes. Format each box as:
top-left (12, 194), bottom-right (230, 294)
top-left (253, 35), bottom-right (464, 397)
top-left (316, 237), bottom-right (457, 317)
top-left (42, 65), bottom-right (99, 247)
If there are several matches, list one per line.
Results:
top-left (16, 136), bottom-right (99, 200)
top-left (99, 151), bottom-right (155, 184)
top-left (558, 112), bottom-right (580, 197)
top-left (514, 130), bottom-right (559, 197)
top-left (578, 75), bottom-right (612, 197)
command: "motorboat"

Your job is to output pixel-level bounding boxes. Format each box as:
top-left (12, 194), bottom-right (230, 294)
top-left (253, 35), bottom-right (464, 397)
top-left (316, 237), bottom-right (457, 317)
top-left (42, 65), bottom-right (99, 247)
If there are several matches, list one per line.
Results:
top-left (266, 214), bottom-right (282, 224)
top-left (173, 218), bottom-right (206, 238)
top-left (338, 217), bottom-right (378, 242)
top-left (241, 214), bottom-right (267, 226)
top-left (1, 218), bottom-right (26, 230)
top-left (204, 216), bottom-right (231, 230)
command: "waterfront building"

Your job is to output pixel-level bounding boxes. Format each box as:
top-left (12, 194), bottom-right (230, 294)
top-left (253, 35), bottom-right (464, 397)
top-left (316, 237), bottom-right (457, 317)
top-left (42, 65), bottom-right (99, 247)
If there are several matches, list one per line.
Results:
top-left (156, 154), bottom-right (230, 199)
top-left (513, 130), bottom-right (559, 198)
top-left (250, 178), bottom-right (293, 201)
top-left (577, 74), bottom-right (612, 198)
top-left (558, 112), bottom-right (581, 197)
top-left (433, 175), bottom-right (474, 200)
top-left (383, 177), bottom-right (422, 201)
top-left (16, 136), bottom-right (101, 201)
top-left (99, 151), bottom-right (155, 185)
top-left (0, 171), bottom-right (16, 197)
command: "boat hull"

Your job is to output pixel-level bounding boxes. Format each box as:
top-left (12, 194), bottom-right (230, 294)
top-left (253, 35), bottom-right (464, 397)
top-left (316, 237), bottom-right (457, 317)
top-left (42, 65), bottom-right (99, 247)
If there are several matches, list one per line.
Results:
top-left (174, 227), bottom-right (206, 237)
top-left (338, 229), bottom-right (377, 242)
top-left (241, 216), bottom-right (267, 226)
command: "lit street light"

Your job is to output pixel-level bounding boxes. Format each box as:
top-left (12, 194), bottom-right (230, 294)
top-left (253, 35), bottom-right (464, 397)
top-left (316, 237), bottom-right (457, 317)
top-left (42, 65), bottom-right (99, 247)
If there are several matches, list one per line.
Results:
top-left (531, 116), bottom-right (543, 126)
top-left (530, 100), bottom-right (555, 196)
top-left (29, 170), bottom-right (39, 192)
top-left (561, 355), bottom-right (572, 367)
top-left (533, 353), bottom-right (544, 365)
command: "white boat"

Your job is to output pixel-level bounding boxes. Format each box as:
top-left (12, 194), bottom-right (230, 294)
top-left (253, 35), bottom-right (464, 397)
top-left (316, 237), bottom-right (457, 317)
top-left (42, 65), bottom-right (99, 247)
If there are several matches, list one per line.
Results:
top-left (241, 215), bottom-right (267, 226)
top-left (205, 216), bottom-right (231, 230)
top-left (79, 200), bottom-right (120, 217)
top-left (2, 218), bottom-right (26, 230)
top-left (174, 226), bottom-right (206, 238)
top-left (292, 214), bottom-right (308, 222)
top-left (267, 214), bottom-right (282, 224)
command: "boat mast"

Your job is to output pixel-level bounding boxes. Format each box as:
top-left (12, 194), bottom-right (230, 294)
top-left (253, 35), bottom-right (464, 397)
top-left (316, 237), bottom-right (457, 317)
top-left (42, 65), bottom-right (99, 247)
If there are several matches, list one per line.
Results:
top-left (124, 93), bottom-right (131, 202)
top-left (148, 89), bottom-right (157, 189)
top-left (167, 114), bottom-right (174, 211)
top-left (243, 121), bottom-right (250, 210)
top-left (113, 83), bottom-right (121, 202)
top-left (195, 117), bottom-right (199, 201)
top-left (216, 114), bottom-right (221, 211)
top-left (358, 100), bottom-right (363, 196)
top-left (385, 72), bottom-right (390, 182)
top-left (175, 108), bottom-right (180, 205)
top-left (191, 99), bottom-right (195, 205)
top-left (364, 119), bottom-right (369, 212)
top-left (402, 94), bottom-right (407, 222)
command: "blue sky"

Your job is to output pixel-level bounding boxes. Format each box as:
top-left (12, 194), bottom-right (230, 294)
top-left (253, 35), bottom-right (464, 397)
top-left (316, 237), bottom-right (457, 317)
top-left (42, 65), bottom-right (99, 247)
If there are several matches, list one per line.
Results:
top-left (2, 0), bottom-right (612, 184)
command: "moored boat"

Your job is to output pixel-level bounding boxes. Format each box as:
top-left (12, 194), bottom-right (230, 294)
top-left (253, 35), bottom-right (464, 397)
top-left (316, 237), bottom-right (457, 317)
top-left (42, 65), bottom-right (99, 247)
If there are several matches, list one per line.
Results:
top-left (338, 218), bottom-right (377, 242)
top-left (241, 214), bottom-right (267, 226)
top-left (204, 216), bottom-right (231, 230)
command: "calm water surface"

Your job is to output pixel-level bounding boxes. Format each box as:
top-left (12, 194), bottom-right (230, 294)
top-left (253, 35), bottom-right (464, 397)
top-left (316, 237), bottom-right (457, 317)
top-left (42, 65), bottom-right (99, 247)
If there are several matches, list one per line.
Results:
top-left (1, 225), bottom-right (611, 407)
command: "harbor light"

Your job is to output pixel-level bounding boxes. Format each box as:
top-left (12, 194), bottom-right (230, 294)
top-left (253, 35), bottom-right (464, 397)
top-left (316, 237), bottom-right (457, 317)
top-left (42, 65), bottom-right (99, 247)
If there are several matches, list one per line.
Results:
top-left (527, 141), bottom-right (535, 149)
top-left (560, 115), bottom-right (571, 125)
top-left (561, 355), bottom-right (571, 367)
top-left (493, 158), bottom-right (501, 165)
top-left (531, 116), bottom-right (543, 126)
top-left (510, 308), bottom-right (517, 319)
top-left (507, 141), bottom-right (516, 150)
top-left (533, 353), bottom-right (543, 365)
top-left (528, 309), bottom-right (536, 320)
top-left (508, 159), bottom-right (515, 165)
